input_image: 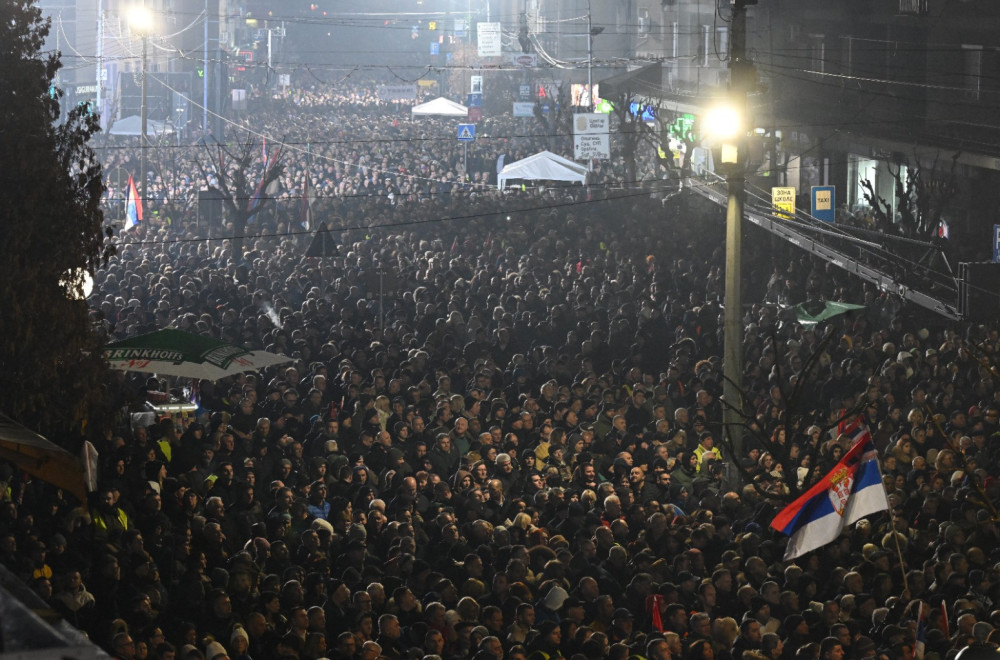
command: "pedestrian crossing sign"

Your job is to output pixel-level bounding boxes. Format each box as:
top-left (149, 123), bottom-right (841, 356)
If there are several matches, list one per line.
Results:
top-left (457, 124), bottom-right (476, 142)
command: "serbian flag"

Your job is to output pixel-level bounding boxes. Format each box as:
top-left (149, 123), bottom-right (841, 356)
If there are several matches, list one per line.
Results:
top-left (249, 146), bottom-right (280, 223)
top-left (771, 425), bottom-right (889, 560)
top-left (837, 413), bottom-right (868, 440)
top-left (124, 174), bottom-right (143, 231)
top-left (913, 601), bottom-right (927, 660)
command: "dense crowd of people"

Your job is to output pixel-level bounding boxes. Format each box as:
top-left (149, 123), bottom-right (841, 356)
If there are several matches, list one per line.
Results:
top-left (2, 76), bottom-right (1000, 660)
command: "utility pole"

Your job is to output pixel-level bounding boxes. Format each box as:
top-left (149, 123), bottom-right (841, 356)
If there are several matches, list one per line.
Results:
top-left (54, 12), bottom-right (60, 119)
top-left (585, 0), bottom-right (604, 112)
top-left (721, 0), bottom-right (756, 459)
top-left (203, 0), bottom-right (209, 133)
top-left (587, 1), bottom-right (593, 111)
top-left (127, 5), bottom-right (152, 211)
top-left (96, 0), bottom-right (103, 128)
top-left (140, 29), bottom-right (148, 211)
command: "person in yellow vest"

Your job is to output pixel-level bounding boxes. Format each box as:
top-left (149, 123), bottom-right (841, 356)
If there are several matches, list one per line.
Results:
top-left (154, 417), bottom-right (180, 465)
top-left (27, 539), bottom-right (53, 581)
top-left (91, 487), bottom-right (131, 548)
top-left (694, 431), bottom-right (717, 472)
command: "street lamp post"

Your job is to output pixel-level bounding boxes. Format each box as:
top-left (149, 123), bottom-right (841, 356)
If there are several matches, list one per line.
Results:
top-left (585, 0), bottom-right (604, 112)
top-left (129, 6), bottom-right (152, 213)
top-left (203, 0), bottom-right (209, 134)
top-left (705, 0), bottom-right (755, 459)
top-left (587, 2), bottom-right (593, 111)
top-left (704, 106), bottom-right (746, 458)
top-left (722, 139), bottom-right (745, 457)
top-left (140, 30), bottom-right (148, 209)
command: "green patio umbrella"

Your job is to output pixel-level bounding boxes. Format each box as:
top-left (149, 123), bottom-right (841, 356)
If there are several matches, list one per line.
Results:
top-left (794, 300), bottom-right (866, 326)
top-left (104, 328), bottom-right (292, 380)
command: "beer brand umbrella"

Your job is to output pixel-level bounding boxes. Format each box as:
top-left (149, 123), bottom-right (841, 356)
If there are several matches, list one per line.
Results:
top-left (105, 328), bottom-right (293, 380)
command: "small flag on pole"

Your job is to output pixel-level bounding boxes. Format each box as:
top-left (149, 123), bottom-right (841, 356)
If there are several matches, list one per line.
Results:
top-left (646, 594), bottom-right (664, 633)
top-left (301, 176), bottom-right (315, 230)
top-left (249, 147), bottom-right (280, 223)
top-left (913, 602), bottom-right (927, 660)
top-left (124, 174), bottom-right (143, 231)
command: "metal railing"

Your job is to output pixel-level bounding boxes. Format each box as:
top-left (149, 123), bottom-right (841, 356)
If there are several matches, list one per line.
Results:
top-left (685, 175), bottom-right (961, 320)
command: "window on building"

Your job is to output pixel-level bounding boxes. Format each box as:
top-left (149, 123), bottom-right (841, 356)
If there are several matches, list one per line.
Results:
top-left (963, 45), bottom-right (983, 100)
top-left (638, 7), bottom-right (650, 34)
top-left (698, 25), bottom-right (710, 67)
top-left (840, 36), bottom-right (853, 76)
top-left (808, 34), bottom-right (825, 74)
top-left (716, 26), bottom-right (729, 61)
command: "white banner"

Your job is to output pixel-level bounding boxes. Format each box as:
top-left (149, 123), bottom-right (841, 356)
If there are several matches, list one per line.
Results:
top-left (477, 22), bottom-right (502, 57)
top-left (377, 84), bottom-right (418, 101)
top-left (574, 134), bottom-right (610, 160)
top-left (231, 89), bottom-right (247, 111)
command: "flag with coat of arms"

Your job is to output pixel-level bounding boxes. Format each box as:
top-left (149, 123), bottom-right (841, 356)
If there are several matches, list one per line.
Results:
top-left (770, 419), bottom-right (889, 560)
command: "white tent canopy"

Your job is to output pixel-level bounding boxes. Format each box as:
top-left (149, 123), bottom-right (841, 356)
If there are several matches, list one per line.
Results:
top-left (411, 97), bottom-right (469, 117)
top-left (497, 150), bottom-right (588, 189)
top-left (108, 115), bottom-right (175, 136)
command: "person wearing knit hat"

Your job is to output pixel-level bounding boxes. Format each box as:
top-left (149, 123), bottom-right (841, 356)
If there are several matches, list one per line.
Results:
top-left (204, 640), bottom-right (227, 660)
top-left (230, 625), bottom-right (250, 659)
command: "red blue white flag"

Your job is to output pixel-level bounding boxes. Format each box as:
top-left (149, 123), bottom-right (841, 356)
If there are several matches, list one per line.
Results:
top-left (124, 173), bottom-right (142, 231)
top-left (913, 601), bottom-right (927, 660)
top-left (770, 424), bottom-right (889, 560)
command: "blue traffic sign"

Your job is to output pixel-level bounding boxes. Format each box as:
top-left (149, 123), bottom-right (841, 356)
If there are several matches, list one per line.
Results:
top-left (811, 186), bottom-right (836, 223)
top-left (457, 124), bottom-right (476, 142)
top-left (994, 224), bottom-right (1000, 263)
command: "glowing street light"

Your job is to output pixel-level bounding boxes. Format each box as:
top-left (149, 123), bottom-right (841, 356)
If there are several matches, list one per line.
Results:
top-left (703, 105), bottom-right (744, 141)
top-left (127, 5), bottom-right (153, 33)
